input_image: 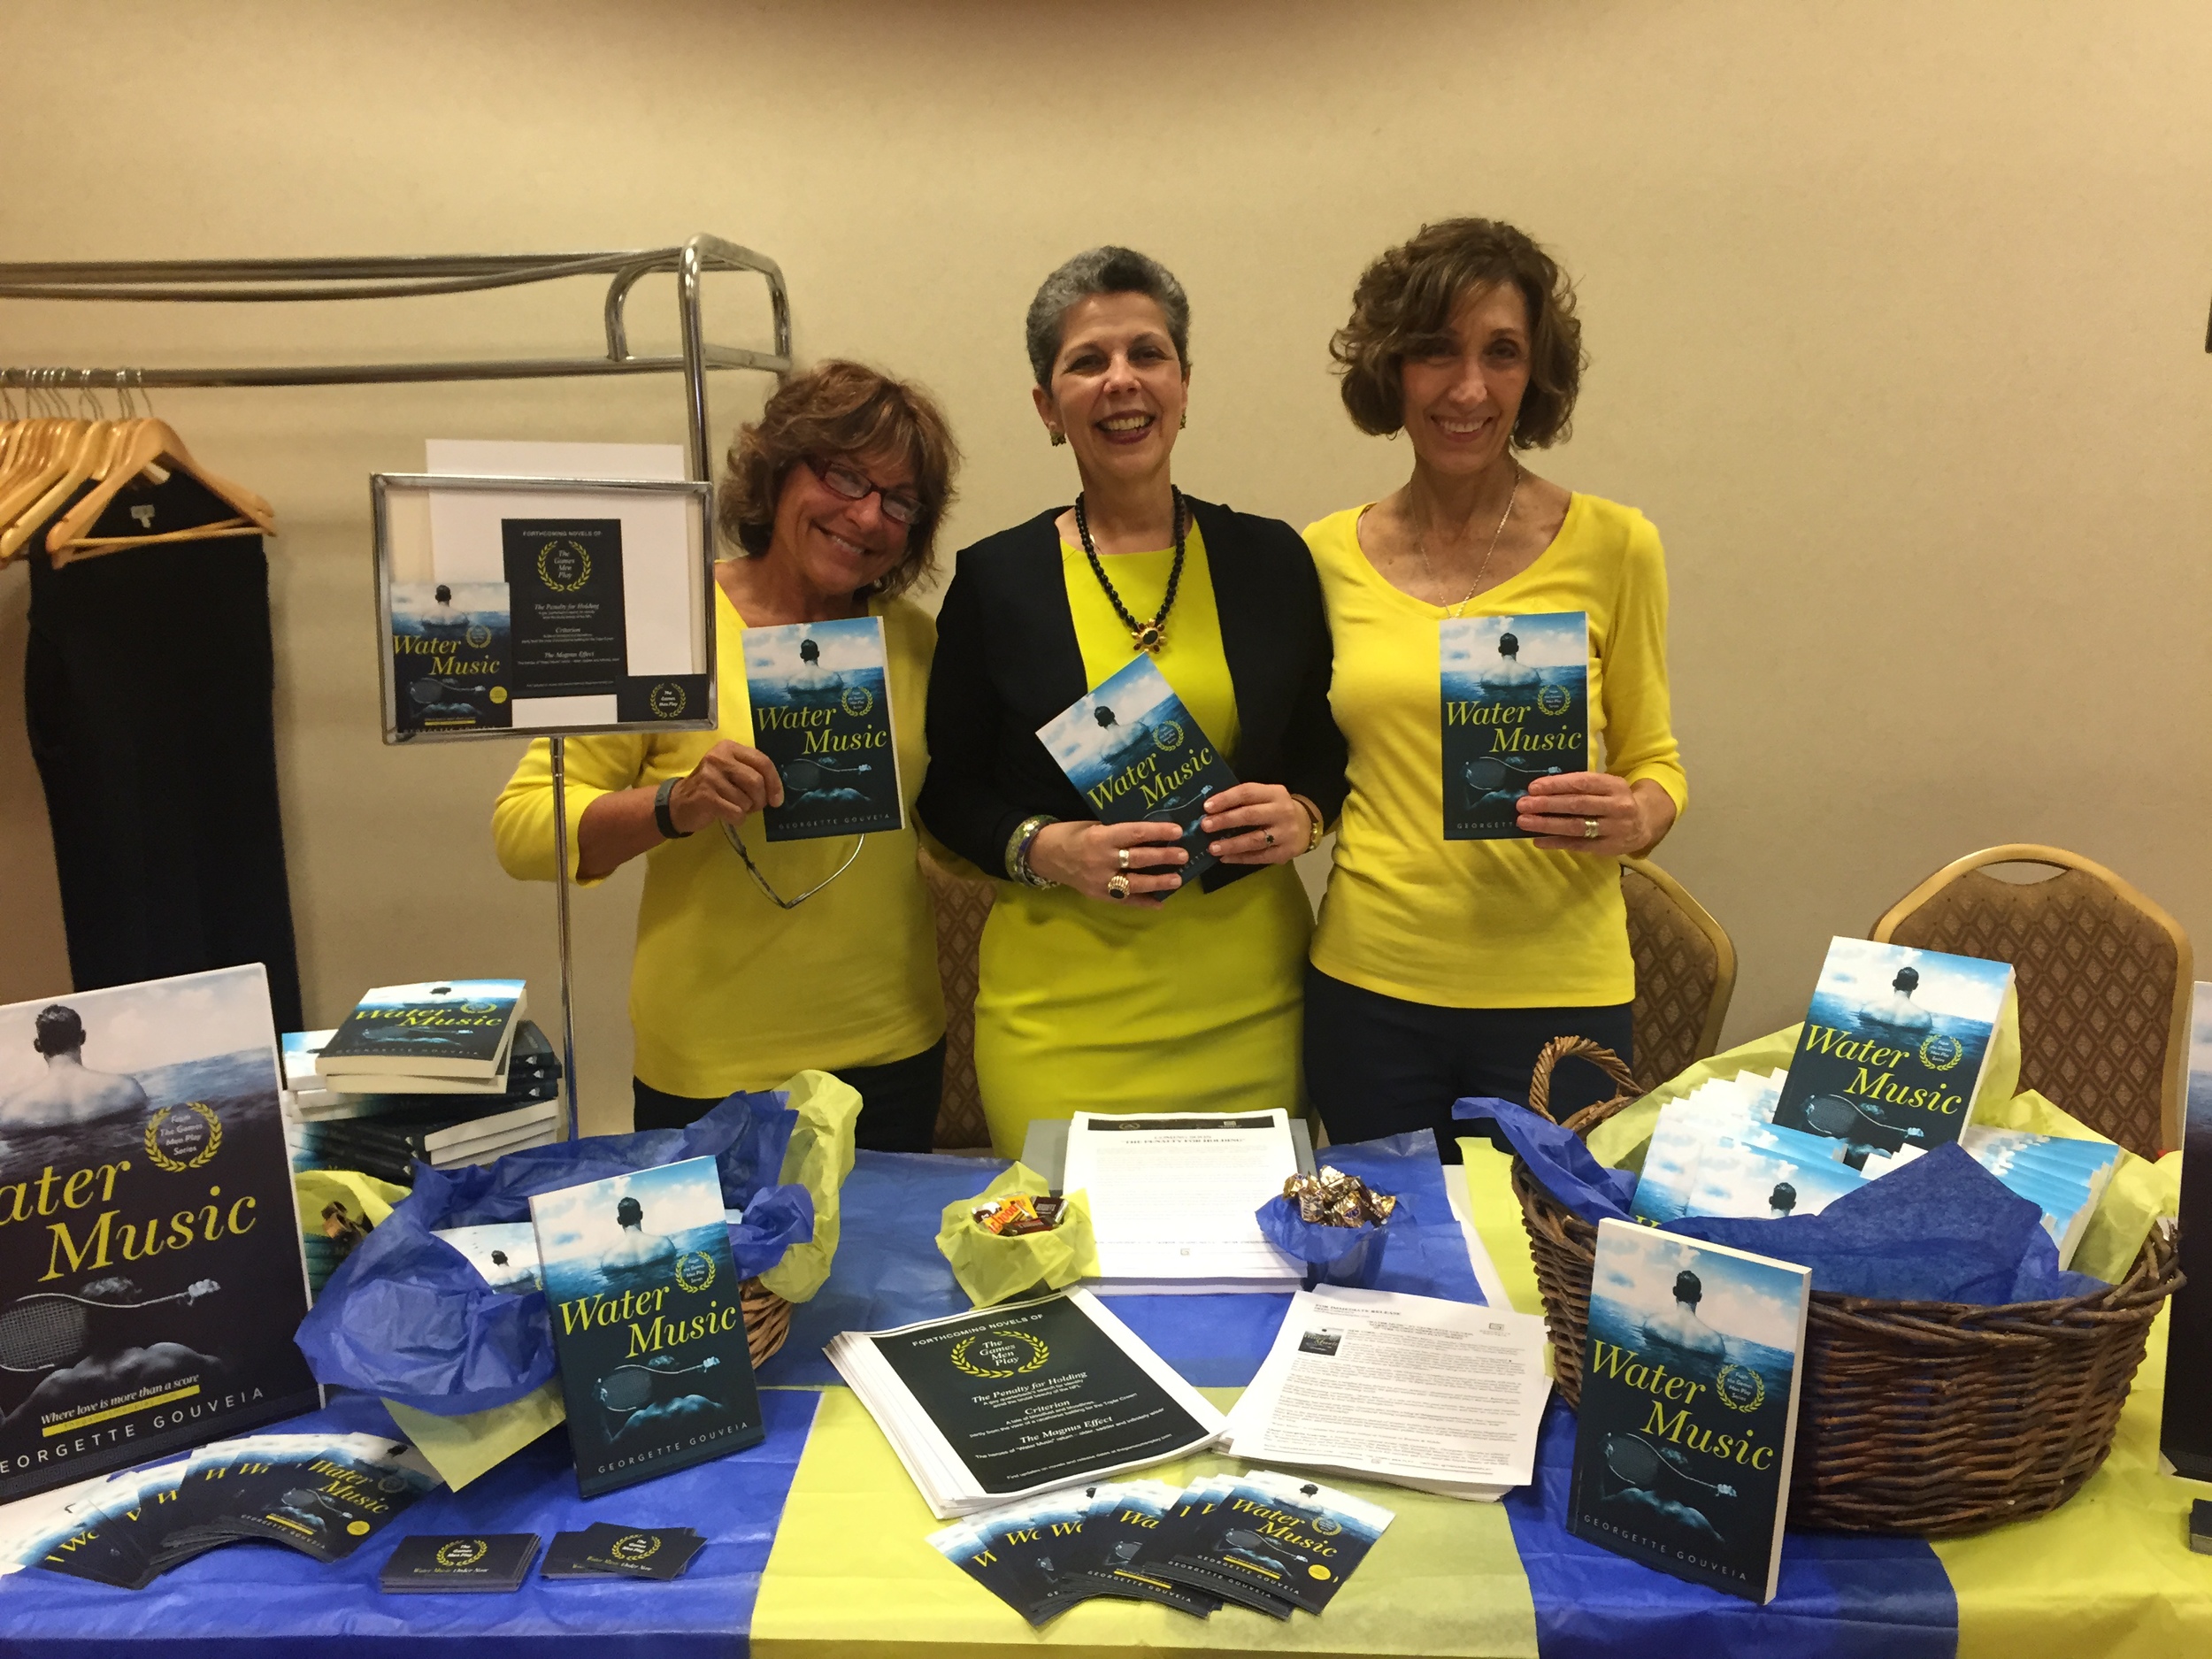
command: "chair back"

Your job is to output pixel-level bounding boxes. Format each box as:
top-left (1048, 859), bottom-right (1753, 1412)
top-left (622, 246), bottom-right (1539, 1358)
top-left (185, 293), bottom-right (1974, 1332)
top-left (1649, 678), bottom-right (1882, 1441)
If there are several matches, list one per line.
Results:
top-left (1871, 844), bottom-right (2193, 1156)
top-left (918, 844), bottom-right (995, 1151)
top-left (1621, 857), bottom-right (1737, 1091)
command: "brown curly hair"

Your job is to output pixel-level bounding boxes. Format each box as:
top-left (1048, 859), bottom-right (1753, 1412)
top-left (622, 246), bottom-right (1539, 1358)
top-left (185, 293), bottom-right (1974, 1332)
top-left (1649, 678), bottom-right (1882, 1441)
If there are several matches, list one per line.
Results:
top-left (1330, 219), bottom-right (1586, 448)
top-left (716, 359), bottom-right (959, 600)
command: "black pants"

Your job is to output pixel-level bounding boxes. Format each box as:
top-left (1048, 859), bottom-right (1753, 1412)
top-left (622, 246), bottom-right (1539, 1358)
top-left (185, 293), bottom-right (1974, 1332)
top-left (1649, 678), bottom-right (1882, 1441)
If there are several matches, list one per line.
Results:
top-left (631, 1037), bottom-right (946, 1153)
top-left (1302, 965), bottom-right (1631, 1162)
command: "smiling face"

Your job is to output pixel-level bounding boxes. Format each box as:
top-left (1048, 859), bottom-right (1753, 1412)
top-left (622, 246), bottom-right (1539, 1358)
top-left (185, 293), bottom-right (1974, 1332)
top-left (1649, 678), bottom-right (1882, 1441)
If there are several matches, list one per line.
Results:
top-left (766, 447), bottom-right (914, 600)
top-left (1397, 280), bottom-right (1532, 480)
top-left (1033, 291), bottom-right (1187, 492)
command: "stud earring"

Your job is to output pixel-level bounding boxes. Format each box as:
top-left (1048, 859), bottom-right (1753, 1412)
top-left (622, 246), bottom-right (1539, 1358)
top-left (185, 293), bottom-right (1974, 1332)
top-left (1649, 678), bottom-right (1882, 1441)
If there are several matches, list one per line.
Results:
top-left (1049, 430), bottom-right (1066, 447)
top-left (1179, 411), bottom-right (1187, 430)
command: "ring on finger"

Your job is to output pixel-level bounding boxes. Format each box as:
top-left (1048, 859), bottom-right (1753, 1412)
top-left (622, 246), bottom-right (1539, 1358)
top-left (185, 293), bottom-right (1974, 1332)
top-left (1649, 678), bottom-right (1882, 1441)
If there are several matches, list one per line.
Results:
top-left (1263, 829), bottom-right (1276, 848)
top-left (1582, 818), bottom-right (1601, 841)
top-left (1117, 846), bottom-right (1130, 872)
top-left (1106, 873), bottom-right (1132, 901)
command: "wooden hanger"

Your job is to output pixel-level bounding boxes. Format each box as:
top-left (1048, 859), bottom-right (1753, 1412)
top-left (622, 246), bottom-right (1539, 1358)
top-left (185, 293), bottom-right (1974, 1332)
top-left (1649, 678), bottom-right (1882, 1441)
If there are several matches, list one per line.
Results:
top-left (0, 417), bottom-right (83, 545)
top-left (0, 420), bottom-right (110, 563)
top-left (42, 417), bottom-right (275, 563)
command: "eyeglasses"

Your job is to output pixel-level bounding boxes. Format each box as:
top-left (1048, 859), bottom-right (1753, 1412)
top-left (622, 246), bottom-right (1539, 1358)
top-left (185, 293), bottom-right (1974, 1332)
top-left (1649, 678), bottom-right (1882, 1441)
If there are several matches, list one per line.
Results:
top-left (721, 820), bottom-right (866, 909)
top-left (804, 456), bottom-right (926, 526)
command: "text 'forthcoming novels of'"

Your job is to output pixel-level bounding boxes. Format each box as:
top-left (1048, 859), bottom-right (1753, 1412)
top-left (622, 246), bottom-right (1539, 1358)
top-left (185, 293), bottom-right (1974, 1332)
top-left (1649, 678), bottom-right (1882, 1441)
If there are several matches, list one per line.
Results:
top-left (530, 1156), bottom-right (764, 1497)
top-left (1569, 1219), bottom-right (1811, 1603)
top-left (1440, 611), bottom-right (1589, 840)
top-left (0, 966), bottom-right (319, 1501)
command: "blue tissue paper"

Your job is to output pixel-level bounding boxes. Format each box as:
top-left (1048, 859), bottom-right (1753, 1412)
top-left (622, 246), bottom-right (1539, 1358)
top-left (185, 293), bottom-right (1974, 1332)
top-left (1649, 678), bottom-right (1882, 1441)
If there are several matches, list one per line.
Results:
top-left (1255, 1194), bottom-right (1390, 1288)
top-left (1664, 1143), bottom-right (2108, 1306)
top-left (295, 1088), bottom-right (815, 1414)
top-left (1451, 1095), bottom-right (1637, 1224)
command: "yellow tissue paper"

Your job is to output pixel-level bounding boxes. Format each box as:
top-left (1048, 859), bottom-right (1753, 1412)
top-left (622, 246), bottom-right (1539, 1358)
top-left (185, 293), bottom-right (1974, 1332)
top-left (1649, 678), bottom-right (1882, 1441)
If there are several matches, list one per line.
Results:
top-left (758, 1068), bottom-right (862, 1303)
top-left (294, 1167), bottom-right (407, 1231)
top-left (934, 1160), bottom-right (1101, 1307)
top-left (385, 1379), bottom-right (566, 1492)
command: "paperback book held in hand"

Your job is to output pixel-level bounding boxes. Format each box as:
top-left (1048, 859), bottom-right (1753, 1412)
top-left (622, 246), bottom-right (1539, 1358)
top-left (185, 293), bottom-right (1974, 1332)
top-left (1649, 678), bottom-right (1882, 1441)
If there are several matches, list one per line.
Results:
top-left (1569, 1218), bottom-right (1811, 1603)
top-left (0, 966), bottom-right (320, 1502)
top-left (389, 581), bottom-right (511, 734)
top-left (743, 616), bottom-right (904, 841)
top-left (1038, 653), bottom-right (1241, 885)
top-left (1772, 938), bottom-right (2013, 1162)
top-left (1439, 611), bottom-right (1589, 840)
top-left (530, 1156), bottom-right (764, 1498)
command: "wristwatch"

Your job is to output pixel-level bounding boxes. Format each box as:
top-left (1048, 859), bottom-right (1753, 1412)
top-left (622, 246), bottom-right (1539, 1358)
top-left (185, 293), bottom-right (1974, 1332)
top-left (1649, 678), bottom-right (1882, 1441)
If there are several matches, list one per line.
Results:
top-left (654, 775), bottom-right (693, 841)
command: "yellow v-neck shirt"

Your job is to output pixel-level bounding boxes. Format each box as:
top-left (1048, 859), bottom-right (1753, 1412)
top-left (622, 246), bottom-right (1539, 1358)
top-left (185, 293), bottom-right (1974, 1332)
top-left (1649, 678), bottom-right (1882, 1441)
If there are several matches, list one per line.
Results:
top-left (492, 580), bottom-right (943, 1097)
top-left (972, 524), bottom-right (1312, 1152)
top-left (1304, 494), bottom-right (1687, 1009)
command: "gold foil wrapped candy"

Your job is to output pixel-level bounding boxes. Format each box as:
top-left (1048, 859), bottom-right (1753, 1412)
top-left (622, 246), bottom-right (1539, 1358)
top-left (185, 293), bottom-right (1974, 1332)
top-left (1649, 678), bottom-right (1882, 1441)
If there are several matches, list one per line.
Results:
top-left (1281, 1166), bottom-right (1397, 1227)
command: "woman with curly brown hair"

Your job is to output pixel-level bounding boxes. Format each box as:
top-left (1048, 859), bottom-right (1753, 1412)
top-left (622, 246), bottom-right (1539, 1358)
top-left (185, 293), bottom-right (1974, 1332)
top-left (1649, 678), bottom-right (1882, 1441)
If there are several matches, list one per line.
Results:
top-left (1302, 219), bottom-right (1687, 1154)
top-left (494, 359), bottom-right (959, 1148)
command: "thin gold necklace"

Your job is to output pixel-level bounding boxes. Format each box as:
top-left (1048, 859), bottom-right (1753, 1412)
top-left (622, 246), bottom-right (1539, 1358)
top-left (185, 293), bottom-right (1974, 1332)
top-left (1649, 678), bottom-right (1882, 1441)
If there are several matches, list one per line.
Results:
top-left (1415, 461), bottom-right (1522, 618)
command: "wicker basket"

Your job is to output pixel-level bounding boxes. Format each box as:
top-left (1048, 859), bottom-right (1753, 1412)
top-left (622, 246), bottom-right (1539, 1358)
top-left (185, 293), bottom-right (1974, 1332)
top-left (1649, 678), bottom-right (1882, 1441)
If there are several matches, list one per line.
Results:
top-left (741, 1276), bottom-right (793, 1368)
top-left (1511, 1035), bottom-right (2184, 1536)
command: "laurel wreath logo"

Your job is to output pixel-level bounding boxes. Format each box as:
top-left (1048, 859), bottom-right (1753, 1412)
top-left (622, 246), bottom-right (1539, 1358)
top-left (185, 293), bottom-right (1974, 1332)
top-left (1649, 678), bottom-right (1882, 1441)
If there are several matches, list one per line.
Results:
top-left (465, 622), bottom-right (492, 649)
top-left (950, 1330), bottom-right (1050, 1378)
top-left (1919, 1032), bottom-right (1964, 1071)
top-left (1715, 1362), bottom-right (1766, 1413)
top-left (611, 1532), bottom-right (661, 1561)
top-left (650, 681), bottom-right (688, 718)
top-left (144, 1102), bottom-right (222, 1171)
top-left (434, 1538), bottom-right (489, 1568)
top-left (1154, 719), bottom-right (1186, 752)
top-left (1537, 683), bottom-right (1571, 716)
top-left (840, 684), bottom-right (875, 718)
top-left (673, 1250), bottom-right (717, 1294)
top-left (536, 540), bottom-right (592, 593)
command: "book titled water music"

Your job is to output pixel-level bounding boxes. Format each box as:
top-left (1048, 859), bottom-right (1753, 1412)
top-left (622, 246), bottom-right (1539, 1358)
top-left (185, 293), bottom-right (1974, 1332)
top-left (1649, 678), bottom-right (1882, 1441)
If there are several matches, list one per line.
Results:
top-left (1038, 655), bottom-right (1240, 884)
top-left (742, 616), bottom-right (904, 841)
top-left (1569, 1218), bottom-right (1811, 1604)
top-left (1439, 612), bottom-right (1590, 839)
top-left (1771, 938), bottom-right (2013, 1161)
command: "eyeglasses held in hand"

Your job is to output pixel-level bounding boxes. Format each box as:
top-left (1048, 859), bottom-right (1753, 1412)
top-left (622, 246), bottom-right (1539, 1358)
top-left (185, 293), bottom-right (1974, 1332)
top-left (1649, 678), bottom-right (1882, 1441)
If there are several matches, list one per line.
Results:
top-left (805, 456), bottom-right (926, 526)
top-left (721, 820), bottom-right (865, 909)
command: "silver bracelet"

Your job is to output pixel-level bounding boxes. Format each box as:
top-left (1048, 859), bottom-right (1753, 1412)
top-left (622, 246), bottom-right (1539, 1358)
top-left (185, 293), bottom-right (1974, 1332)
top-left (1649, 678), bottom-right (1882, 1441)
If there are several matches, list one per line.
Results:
top-left (1006, 814), bottom-right (1060, 887)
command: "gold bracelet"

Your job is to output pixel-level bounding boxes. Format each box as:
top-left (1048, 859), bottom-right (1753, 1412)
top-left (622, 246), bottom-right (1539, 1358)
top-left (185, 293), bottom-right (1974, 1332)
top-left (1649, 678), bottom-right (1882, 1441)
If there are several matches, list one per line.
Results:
top-left (1289, 794), bottom-right (1325, 855)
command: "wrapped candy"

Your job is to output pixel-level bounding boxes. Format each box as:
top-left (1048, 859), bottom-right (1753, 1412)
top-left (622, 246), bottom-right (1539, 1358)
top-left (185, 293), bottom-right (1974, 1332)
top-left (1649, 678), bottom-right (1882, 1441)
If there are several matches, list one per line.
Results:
top-left (1281, 1167), bottom-right (1397, 1229)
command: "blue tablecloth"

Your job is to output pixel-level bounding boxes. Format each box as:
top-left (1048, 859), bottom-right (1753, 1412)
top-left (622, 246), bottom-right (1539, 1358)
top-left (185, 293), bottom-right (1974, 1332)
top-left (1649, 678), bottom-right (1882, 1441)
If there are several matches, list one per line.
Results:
top-left (0, 1133), bottom-right (1475, 1655)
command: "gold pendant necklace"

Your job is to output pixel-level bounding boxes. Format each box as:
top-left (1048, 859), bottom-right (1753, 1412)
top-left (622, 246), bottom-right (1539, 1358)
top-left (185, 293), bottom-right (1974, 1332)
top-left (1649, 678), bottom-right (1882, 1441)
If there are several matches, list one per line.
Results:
top-left (1077, 488), bottom-right (1186, 654)
top-left (1416, 462), bottom-right (1522, 618)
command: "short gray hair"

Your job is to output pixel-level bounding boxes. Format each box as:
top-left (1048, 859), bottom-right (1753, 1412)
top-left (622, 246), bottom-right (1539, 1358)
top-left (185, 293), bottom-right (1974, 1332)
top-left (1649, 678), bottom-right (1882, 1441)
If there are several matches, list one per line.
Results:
top-left (1025, 246), bottom-right (1191, 388)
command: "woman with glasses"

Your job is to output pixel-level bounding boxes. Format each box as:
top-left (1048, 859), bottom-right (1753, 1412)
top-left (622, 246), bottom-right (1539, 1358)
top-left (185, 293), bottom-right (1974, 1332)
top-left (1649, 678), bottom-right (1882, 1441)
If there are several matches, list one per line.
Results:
top-left (493, 360), bottom-right (959, 1148)
top-left (918, 247), bottom-right (1347, 1155)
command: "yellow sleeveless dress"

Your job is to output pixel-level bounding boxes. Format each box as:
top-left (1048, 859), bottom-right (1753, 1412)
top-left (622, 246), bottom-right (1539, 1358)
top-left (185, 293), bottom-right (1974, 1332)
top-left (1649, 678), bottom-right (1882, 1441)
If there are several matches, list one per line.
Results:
top-left (972, 525), bottom-right (1313, 1155)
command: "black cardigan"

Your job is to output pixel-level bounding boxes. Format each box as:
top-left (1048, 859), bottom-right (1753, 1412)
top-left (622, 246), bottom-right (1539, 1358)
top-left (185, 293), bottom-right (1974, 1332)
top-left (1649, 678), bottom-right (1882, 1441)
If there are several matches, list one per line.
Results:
top-left (918, 496), bottom-right (1348, 894)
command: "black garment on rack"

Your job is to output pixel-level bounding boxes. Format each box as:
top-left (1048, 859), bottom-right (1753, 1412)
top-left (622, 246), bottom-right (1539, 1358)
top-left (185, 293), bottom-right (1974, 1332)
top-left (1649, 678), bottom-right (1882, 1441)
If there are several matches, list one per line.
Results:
top-left (23, 469), bottom-right (304, 1033)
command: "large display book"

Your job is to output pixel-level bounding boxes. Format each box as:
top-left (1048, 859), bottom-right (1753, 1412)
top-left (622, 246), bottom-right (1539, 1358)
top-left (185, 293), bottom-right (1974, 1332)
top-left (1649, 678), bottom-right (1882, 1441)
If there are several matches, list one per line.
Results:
top-left (1038, 653), bottom-right (1240, 884)
top-left (1439, 611), bottom-right (1589, 839)
top-left (826, 1289), bottom-right (1228, 1517)
top-left (1770, 938), bottom-right (2013, 1162)
top-left (0, 965), bottom-right (320, 1502)
top-left (529, 1155), bottom-right (765, 1497)
top-left (741, 616), bottom-right (905, 841)
top-left (2163, 980), bottom-right (2212, 1479)
top-left (314, 979), bottom-right (526, 1087)
top-left (1568, 1218), bottom-right (1811, 1603)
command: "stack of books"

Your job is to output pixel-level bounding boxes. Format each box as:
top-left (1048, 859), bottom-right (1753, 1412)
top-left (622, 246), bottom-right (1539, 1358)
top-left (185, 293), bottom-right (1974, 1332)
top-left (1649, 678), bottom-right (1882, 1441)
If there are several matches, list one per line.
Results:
top-left (280, 985), bottom-right (565, 1186)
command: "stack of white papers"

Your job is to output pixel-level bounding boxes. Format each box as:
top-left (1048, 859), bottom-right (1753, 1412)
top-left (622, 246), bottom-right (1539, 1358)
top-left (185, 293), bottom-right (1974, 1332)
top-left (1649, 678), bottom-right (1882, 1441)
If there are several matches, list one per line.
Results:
top-left (826, 1289), bottom-right (1228, 1518)
top-left (1225, 1286), bottom-right (1552, 1501)
top-left (1061, 1110), bottom-right (1303, 1293)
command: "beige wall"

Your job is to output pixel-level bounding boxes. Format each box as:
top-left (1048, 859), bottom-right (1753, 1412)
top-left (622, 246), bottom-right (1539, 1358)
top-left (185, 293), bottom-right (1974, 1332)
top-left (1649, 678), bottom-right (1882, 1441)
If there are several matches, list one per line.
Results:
top-left (3, 0), bottom-right (2206, 1133)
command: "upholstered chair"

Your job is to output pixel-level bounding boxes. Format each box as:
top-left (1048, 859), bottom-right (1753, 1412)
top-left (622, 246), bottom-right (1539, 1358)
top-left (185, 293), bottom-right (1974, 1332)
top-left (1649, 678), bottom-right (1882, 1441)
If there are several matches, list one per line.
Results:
top-left (1871, 845), bottom-right (2193, 1156)
top-left (1621, 858), bottom-right (1738, 1093)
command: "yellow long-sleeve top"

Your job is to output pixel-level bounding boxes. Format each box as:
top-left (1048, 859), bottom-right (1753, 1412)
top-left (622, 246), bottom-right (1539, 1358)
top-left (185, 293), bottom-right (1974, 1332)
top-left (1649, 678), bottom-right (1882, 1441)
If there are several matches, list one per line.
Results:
top-left (491, 583), bottom-right (944, 1096)
top-left (1304, 494), bottom-right (1688, 1009)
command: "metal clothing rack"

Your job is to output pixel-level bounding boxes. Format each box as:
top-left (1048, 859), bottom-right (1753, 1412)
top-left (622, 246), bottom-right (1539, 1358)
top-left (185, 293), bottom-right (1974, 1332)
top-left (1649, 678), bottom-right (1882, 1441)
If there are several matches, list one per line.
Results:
top-left (0, 234), bottom-right (794, 1139)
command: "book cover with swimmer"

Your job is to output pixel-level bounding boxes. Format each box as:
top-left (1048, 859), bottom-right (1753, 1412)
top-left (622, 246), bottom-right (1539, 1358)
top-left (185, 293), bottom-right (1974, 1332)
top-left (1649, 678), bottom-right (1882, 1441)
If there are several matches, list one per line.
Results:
top-left (1439, 612), bottom-right (1589, 840)
top-left (0, 965), bottom-right (319, 1502)
top-left (1772, 938), bottom-right (2014, 1161)
top-left (1569, 1219), bottom-right (1811, 1603)
top-left (530, 1156), bottom-right (764, 1497)
top-left (743, 616), bottom-right (904, 842)
top-left (1038, 654), bottom-right (1241, 885)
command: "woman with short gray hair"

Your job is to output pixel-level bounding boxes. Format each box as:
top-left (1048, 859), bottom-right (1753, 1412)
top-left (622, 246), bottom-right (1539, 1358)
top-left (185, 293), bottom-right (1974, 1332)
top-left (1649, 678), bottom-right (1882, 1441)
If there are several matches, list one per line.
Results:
top-left (918, 246), bottom-right (1347, 1154)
